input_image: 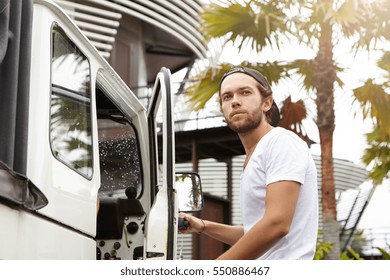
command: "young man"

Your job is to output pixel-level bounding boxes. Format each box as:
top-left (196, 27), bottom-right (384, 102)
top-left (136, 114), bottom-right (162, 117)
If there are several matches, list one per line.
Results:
top-left (180, 66), bottom-right (318, 260)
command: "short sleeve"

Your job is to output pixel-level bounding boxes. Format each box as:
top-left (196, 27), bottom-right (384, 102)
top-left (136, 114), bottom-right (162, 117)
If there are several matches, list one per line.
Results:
top-left (264, 132), bottom-right (309, 186)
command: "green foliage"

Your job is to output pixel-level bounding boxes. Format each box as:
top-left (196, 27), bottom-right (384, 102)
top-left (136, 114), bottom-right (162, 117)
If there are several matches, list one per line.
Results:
top-left (315, 229), bottom-right (369, 260)
top-left (314, 240), bottom-right (333, 260)
top-left (185, 63), bottom-right (231, 110)
top-left (378, 51), bottom-right (390, 76)
top-left (375, 246), bottom-right (390, 260)
top-left (316, 231), bottom-right (390, 260)
top-left (340, 246), bottom-right (364, 260)
top-left (353, 51), bottom-right (390, 185)
top-left (353, 79), bottom-right (390, 137)
top-left (201, 1), bottom-right (291, 53)
top-left (362, 130), bottom-right (390, 185)
top-left (315, 241), bottom-right (365, 260)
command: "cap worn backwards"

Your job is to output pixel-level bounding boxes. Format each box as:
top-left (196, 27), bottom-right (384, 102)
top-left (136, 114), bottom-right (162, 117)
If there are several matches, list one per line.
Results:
top-left (219, 66), bottom-right (271, 91)
top-left (219, 66), bottom-right (280, 127)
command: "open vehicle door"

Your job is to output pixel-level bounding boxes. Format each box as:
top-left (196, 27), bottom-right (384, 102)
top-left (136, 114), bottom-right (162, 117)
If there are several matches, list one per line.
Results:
top-left (145, 67), bottom-right (177, 260)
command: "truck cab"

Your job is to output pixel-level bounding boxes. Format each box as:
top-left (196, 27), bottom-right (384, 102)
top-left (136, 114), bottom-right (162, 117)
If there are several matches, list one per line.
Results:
top-left (0, 0), bottom-right (202, 260)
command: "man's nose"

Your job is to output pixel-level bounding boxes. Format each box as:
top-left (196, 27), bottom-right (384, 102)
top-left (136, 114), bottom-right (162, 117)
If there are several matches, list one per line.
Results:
top-left (231, 94), bottom-right (241, 107)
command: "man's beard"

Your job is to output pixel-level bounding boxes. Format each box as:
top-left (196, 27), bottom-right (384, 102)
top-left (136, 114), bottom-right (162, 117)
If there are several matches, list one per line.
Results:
top-left (225, 109), bottom-right (263, 134)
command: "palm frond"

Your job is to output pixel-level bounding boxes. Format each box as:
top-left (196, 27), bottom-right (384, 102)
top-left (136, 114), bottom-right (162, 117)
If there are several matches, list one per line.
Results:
top-left (353, 79), bottom-right (390, 138)
top-left (185, 63), bottom-right (232, 111)
top-left (374, 247), bottom-right (390, 260)
top-left (330, 0), bottom-right (365, 38)
top-left (342, 0), bottom-right (390, 50)
top-left (200, 1), bottom-right (291, 53)
top-left (362, 129), bottom-right (390, 185)
top-left (378, 51), bottom-right (390, 80)
top-left (279, 96), bottom-right (316, 146)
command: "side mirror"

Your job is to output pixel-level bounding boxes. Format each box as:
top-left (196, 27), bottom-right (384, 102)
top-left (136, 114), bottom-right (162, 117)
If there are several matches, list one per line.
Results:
top-left (175, 172), bottom-right (203, 212)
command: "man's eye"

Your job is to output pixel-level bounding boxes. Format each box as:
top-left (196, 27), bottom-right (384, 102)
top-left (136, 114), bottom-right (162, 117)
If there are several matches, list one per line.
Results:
top-left (242, 90), bottom-right (250, 95)
top-left (223, 95), bottom-right (231, 101)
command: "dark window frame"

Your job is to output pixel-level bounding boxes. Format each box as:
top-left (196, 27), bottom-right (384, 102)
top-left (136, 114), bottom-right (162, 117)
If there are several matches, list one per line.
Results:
top-left (49, 23), bottom-right (94, 179)
top-left (95, 81), bottom-right (144, 199)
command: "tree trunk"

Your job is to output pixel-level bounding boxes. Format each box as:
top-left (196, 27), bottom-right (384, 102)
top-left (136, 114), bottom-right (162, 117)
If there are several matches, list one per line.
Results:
top-left (319, 130), bottom-right (340, 259)
top-left (314, 14), bottom-right (339, 259)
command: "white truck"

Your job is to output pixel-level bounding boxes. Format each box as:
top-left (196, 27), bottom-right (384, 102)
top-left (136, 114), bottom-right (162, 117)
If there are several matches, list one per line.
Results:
top-left (0, 0), bottom-right (202, 260)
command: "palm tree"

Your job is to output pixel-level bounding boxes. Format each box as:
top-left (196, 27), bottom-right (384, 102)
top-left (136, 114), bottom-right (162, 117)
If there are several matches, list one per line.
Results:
top-left (353, 51), bottom-right (390, 186)
top-left (186, 0), bottom-right (390, 259)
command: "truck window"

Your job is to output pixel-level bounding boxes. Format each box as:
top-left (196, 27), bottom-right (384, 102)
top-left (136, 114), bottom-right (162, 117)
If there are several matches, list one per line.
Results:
top-left (50, 24), bottom-right (93, 178)
top-left (96, 85), bottom-right (142, 199)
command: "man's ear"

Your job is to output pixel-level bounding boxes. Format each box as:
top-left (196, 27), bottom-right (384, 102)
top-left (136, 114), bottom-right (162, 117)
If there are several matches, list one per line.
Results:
top-left (262, 96), bottom-right (273, 112)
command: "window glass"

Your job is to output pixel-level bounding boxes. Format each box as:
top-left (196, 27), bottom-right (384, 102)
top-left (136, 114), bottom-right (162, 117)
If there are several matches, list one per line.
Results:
top-left (50, 24), bottom-right (93, 178)
top-left (97, 115), bottom-right (142, 199)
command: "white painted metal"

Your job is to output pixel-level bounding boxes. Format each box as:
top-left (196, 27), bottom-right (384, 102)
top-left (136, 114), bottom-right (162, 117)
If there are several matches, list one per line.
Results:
top-left (0, 204), bottom-right (95, 259)
top-left (0, 0), bottom-right (148, 259)
top-left (144, 69), bottom-right (178, 260)
top-left (1, 0), bottom-right (186, 260)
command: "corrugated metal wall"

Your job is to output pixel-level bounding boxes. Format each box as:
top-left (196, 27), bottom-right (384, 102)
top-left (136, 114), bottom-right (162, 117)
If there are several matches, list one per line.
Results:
top-left (53, 0), bottom-right (207, 59)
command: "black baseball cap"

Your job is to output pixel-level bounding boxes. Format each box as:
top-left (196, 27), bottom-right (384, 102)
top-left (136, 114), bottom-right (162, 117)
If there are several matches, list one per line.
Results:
top-left (219, 66), bottom-right (280, 127)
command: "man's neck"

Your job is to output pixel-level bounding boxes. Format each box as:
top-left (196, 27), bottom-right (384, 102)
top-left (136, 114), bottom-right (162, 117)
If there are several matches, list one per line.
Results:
top-left (239, 122), bottom-right (273, 155)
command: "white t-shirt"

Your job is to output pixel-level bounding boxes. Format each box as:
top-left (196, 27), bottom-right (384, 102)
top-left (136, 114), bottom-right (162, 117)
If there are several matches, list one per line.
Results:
top-left (240, 127), bottom-right (318, 259)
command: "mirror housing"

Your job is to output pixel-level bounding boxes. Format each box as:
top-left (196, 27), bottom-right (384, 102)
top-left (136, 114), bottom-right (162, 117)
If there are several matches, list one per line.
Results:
top-left (175, 172), bottom-right (203, 212)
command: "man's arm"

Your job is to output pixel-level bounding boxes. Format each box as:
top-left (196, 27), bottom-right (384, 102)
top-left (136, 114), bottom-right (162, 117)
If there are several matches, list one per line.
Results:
top-left (217, 180), bottom-right (301, 259)
top-left (179, 213), bottom-right (244, 246)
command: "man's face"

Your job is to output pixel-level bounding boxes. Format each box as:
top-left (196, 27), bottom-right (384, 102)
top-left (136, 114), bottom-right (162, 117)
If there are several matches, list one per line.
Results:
top-left (220, 73), bottom-right (270, 134)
